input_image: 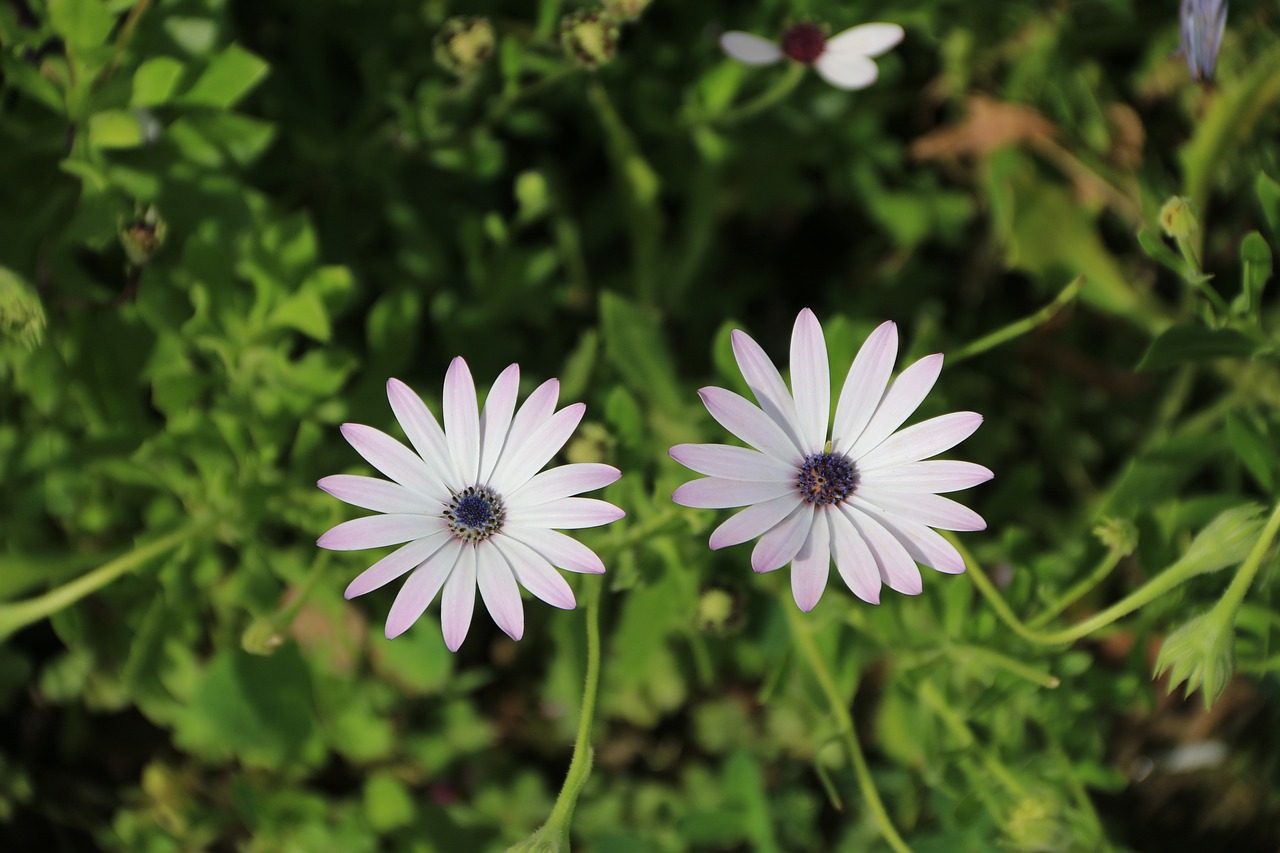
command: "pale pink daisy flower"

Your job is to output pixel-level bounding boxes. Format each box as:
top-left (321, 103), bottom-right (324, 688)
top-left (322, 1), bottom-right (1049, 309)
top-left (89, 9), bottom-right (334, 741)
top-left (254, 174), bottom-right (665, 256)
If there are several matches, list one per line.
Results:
top-left (670, 309), bottom-right (991, 611)
top-left (318, 360), bottom-right (624, 651)
top-left (720, 22), bottom-right (904, 90)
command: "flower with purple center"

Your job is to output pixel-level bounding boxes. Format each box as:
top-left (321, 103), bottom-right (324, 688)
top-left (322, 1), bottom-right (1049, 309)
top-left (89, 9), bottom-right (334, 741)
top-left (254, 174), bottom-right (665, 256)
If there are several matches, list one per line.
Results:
top-left (670, 309), bottom-right (991, 611)
top-left (317, 359), bottom-right (624, 650)
top-left (720, 21), bottom-right (904, 90)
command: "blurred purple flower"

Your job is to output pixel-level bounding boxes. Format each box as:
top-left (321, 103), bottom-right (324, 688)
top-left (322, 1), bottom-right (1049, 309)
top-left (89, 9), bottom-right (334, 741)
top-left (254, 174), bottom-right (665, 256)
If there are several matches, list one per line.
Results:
top-left (1180, 0), bottom-right (1227, 82)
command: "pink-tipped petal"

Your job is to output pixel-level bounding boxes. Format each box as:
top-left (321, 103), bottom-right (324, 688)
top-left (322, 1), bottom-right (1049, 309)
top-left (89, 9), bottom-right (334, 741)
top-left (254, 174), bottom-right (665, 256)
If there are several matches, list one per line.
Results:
top-left (698, 387), bottom-right (805, 466)
top-left (386, 379), bottom-right (454, 487)
top-left (843, 506), bottom-right (922, 595)
top-left (868, 511), bottom-right (967, 575)
top-left (789, 309), bottom-right (831, 453)
top-left (730, 330), bottom-right (805, 451)
top-left (345, 531), bottom-right (451, 599)
top-left (825, 23), bottom-right (904, 58)
top-left (813, 54), bottom-right (879, 90)
top-left (832, 321), bottom-right (897, 454)
top-left (478, 364), bottom-right (520, 483)
top-left (848, 353), bottom-right (944, 459)
top-left (318, 514), bottom-right (443, 551)
top-left (444, 357), bottom-right (481, 485)
top-left (859, 460), bottom-right (994, 493)
top-left (708, 495), bottom-right (800, 550)
top-left (440, 545), bottom-right (478, 652)
top-left (318, 475), bottom-right (433, 514)
top-left (720, 31), bottom-right (783, 65)
top-left (672, 477), bottom-right (795, 509)
top-left (827, 509), bottom-right (881, 604)
top-left (854, 488), bottom-right (986, 532)
top-left (857, 412), bottom-right (983, 472)
top-left (489, 403), bottom-right (585, 493)
top-left (509, 497), bottom-right (624, 529)
top-left (493, 535), bottom-right (576, 609)
top-left (340, 423), bottom-right (446, 501)
top-left (477, 541), bottom-right (524, 642)
top-left (508, 463), bottom-right (620, 508)
top-left (669, 443), bottom-right (795, 482)
top-left (790, 511), bottom-right (831, 611)
top-left (751, 504), bottom-right (814, 573)
top-left (505, 525), bottom-right (607, 574)
top-left (383, 538), bottom-right (462, 637)
top-left (493, 378), bottom-right (560, 474)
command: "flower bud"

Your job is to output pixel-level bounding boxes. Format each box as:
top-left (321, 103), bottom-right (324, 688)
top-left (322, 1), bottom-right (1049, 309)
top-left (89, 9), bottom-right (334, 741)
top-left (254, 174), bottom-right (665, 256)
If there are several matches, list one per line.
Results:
top-left (434, 17), bottom-right (495, 77)
top-left (559, 10), bottom-right (619, 69)
top-left (0, 266), bottom-right (46, 350)
top-left (1154, 609), bottom-right (1235, 709)
top-left (240, 617), bottom-right (286, 656)
top-left (1092, 517), bottom-right (1138, 556)
top-left (119, 206), bottom-right (167, 266)
top-left (1159, 196), bottom-right (1199, 242)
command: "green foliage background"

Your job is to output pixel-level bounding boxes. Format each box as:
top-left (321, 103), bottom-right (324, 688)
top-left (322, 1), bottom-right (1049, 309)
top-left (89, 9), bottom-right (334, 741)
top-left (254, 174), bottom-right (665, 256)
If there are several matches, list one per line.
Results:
top-left (2, 0), bottom-right (1280, 850)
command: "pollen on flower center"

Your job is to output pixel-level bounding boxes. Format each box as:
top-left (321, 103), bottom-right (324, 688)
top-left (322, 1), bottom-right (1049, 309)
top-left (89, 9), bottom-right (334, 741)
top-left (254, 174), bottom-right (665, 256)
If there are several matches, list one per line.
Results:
top-left (796, 452), bottom-right (857, 506)
top-left (781, 22), bottom-right (826, 64)
top-left (444, 485), bottom-right (506, 542)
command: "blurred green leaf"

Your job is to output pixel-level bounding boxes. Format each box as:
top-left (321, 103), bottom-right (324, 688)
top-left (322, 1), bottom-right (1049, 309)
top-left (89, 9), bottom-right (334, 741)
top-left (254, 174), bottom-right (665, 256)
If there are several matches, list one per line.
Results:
top-left (180, 44), bottom-right (269, 109)
top-left (131, 57), bottom-right (187, 108)
top-left (88, 110), bottom-right (143, 149)
top-left (1239, 231), bottom-right (1272, 315)
top-left (599, 291), bottom-right (682, 410)
top-left (1258, 172), bottom-right (1280, 238)
top-left (1137, 325), bottom-right (1257, 371)
top-left (1225, 414), bottom-right (1276, 493)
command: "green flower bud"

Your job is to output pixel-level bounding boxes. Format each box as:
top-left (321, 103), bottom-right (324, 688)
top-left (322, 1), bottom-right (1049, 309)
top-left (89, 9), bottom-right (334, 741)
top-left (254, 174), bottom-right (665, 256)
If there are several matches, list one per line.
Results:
top-left (434, 17), bottom-right (495, 77)
top-left (696, 588), bottom-right (736, 632)
top-left (1154, 609), bottom-right (1235, 709)
top-left (118, 206), bottom-right (167, 266)
top-left (0, 266), bottom-right (46, 350)
top-left (602, 0), bottom-right (651, 22)
top-left (1159, 196), bottom-right (1199, 241)
top-left (240, 617), bottom-right (286, 656)
top-left (1092, 517), bottom-right (1138, 556)
top-left (559, 10), bottom-right (619, 69)
top-left (1174, 504), bottom-right (1265, 578)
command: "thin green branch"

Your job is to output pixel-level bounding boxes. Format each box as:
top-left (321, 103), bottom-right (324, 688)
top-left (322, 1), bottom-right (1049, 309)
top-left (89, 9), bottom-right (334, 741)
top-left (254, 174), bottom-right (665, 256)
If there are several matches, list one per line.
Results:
top-left (949, 276), bottom-right (1083, 364)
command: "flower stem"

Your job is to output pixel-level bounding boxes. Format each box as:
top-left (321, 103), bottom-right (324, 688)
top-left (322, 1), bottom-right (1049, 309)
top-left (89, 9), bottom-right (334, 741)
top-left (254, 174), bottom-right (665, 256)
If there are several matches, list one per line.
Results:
top-left (0, 524), bottom-right (200, 642)
top-left (1215, 501), bottom-right (1280, 617)
top-left (784, 603), bottom-right (912, 853)
top-left (712, 63), bottom-right (807, 126)
top-left (949, 276), bottom-right (1083, 364)
top-left (1027, 548), bottom-right (1124, 628)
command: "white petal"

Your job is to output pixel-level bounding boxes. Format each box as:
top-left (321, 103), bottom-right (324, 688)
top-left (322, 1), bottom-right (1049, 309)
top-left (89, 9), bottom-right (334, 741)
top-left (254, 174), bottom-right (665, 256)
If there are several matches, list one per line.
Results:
top-left (669, 443), bottom-right (795, 482)
top-left (383, 538), bottom-right (462, 637)
top-left (493, 535), bottom-right (576, 609)
top-left (731, 329), bottom-right (805, 452)
top-left (344, 531), bottom-right (451, 599)
top-left (505, 524), bottom-right (606, 574)
top-left (853, 488), bottom-right (986, 532)
top-left (508, 497), bottom-right (624, 529)
top-left (813, 54), bottom-right (879, 90)
top-left (495, 378), bottom-right (560, 470)
top-left (848, 353), bottom-right (944, 459)
top-left (859, 460), bottom-right (993, 494)
top-left (489, 403), bottom-right (585, 493)
top-left (478, 364), bottom-right (520, 483)
top-left (318, 514), bottom-right (443, 551)
top-left (843, 506), bottom-right (922, 595)
top-left (340, 423), bottom-right (446, 501)
top-left (751, 504), bottom-right (814, 573)
top-left (857, 412), bottom-right (983, 472)
top-left (825, 23), bottom-right (905, 58)
top-left (720, 31), bottom-right (783, 65)
top-left (827, 509), bottom-right (881, 604)
top-left (477, 541), bottom-right (524, 641)
top-left (832, 321), bottom-right (897, 454)
top-left (868, 512), bottom-right (967, 575)
top-left (444, 357), bottom-right (481, 485)
top-left (440, 544), bottom-right (478, 651)
top-left (672, 477), bottom-right (795, 509)
top-left (386, 378), bottom-right (454, 488)
top-left (789, 308), bottom-right (831, 453)
top-left (790, 510), bottom-right (831, 611)
top-left (709, 494), bottom-right (799, 550)
top-left (318, 475), bottom-right (434, 514)
top-left (698, 387), bottom-right (804, 466)
top-left (508, 463), bottom-right (620, 508)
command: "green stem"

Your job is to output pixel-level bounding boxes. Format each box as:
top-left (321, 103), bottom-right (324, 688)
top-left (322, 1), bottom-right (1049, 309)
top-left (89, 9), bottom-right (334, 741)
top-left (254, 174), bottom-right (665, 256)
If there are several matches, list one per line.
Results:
top-left (0, 524), bottom-right (200, 642)
top-left (1174, 234), bottom-right (1231, 317)
top-left (949, 276), bottom-right (1083, 364)
top-left (949, 644), bottom-right (1061, 689)
top-left (784, 604), bottom-right (912, 853)
top-left (1216, 501), bottom-right (1280, 617)
top-left (711, 63), bottom-right (806, 126)
top-left (1028, 549), bottom-right (1124, 628)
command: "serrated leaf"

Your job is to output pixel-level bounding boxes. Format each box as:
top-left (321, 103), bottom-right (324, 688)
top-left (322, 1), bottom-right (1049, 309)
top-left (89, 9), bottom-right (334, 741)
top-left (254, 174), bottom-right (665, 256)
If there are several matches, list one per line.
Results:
top-left (1137, 325), bottom-right (1256, 371)
top-left (180, 44), bottom-right (269, 109)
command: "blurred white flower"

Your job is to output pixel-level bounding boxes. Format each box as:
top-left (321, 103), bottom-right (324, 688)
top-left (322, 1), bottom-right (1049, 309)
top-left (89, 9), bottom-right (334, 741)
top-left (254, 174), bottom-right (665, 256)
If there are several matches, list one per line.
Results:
top-left (1179, 0), bottom-right (1227, 83)
top-left (720, 22), bottom-right (904, 90)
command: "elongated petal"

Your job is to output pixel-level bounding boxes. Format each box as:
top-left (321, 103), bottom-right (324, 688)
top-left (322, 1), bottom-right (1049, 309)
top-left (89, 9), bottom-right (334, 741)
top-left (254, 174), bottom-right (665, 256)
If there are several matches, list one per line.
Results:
top-left (791, 510), bottom-right (831, 611)
top-left (489, 403), bottom-right (585, 493)
top-left (384, 538), bottom-right (462, 637)
top-left (813, 54), bottom-right (879, 90)
top-left (720, 31), bottom-right (783, 65)
top-left (698, 387), bottom-right (804, 466)
top-left (825, 23), bottom-right (905, 58)
top-left (709, 494), bottom-right (800, 550)
top-left (477, 541), bottom-right (523, 641)
top-left (386, 378), bottom-right (454, 488)
top-left (508, 463), bottom-right (621, 508)
top-left (859, 460), bottom-right (993, 493)
top-left (509, 497), bottom-right (624, 529)
top-left (669, 443), bottom-right (795, 482)
top-left (731, 330), bottom-right (805, 451)
top-left (751, 504), bottom-right (814, 573)
top-left (867, 511), bottom-right (967, 575)
top-left (494, 378), bottom-right (560, 472)
top-left (789, 308), bottom-right (830, 453)
top-left (843, 505), bottom-right (922, 594)
top-left (857, 412), bottom-right (983, 471)
top-left (673, 478), bottom-right (795, 509)
top-left (444, 357), bottom-right (481, 485)
top-left (478, 364), bottom-right (520, 483)
top-left (848, 353), bottom-right (944, 459)
top-left (340, 424), bottom-right (445, 500)
top-left (345, 531), bottom-right (451, 599)
top-left (440, 545), bottom-right (477, 651)
top-left (493, 535), bottom-right (576, 609)
top-left (854, 488), bottom-right (986, 532)
top-left (318, 514), bottom-right (443, 551)
top-left (827, 509), bottom-right (881, 604)
top-left (832, 321), bottom-right (897, 454)
top-left (506, 524), bottom-right (606, 574)
top-left (318, 475), bottom-right (435, 514)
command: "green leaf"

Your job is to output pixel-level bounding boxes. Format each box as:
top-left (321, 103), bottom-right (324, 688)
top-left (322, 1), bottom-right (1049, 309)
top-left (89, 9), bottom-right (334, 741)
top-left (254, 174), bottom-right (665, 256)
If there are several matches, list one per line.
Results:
top-left (87, 110), bottom-right (143, 149)
top-left (131, 57), bottom-right (187, 108)
top-left (363, 773), bottom-right (416, 832)
top-left (47, 0), bottom-right (115, 57)
top-left (600, 291), bottom-right (682, 410)
top-left (1136, 325), bottom-right (1257, 371)
top-left (1258, 172), bottom-right (1280, 238)
top-left (180, 44), bottom-right (269, 109)
top-left (1225, 413), bottom-right (1276, 492)
top-left (1239, 231), bottom-right (1272, 314)
top-left (268, 291), bottom-right (331, 342)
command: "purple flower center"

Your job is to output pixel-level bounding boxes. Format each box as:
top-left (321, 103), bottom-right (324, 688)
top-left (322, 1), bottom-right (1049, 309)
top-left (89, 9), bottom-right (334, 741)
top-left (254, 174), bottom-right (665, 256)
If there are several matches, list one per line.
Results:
top-left (445, 485), bottom-right (505, 542)
top-left (797, 453), bottom-right (857, 506)
top-left (781, 23), bottom-right (826, 64)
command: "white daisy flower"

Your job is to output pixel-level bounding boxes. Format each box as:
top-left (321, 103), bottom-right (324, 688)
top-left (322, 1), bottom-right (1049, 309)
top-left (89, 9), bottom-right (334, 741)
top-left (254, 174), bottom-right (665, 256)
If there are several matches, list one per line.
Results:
top-left (318, 360), bottom-right (624, 651)
top-left (670, 309), bottom-right (991, 611)
top-left (720, 21), bottom-right (905, 90)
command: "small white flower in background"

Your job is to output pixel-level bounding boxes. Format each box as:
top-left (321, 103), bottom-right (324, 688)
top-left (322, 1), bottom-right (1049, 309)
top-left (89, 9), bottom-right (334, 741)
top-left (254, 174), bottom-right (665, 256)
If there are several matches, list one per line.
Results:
top-left (720, 21), bottom-right (904, 90)
top-left (670, 309), bottom-right (990, 612)
top-left (318, 361), bottom-right (624, 651)
top-left (1179, 0), bottom-right (1227, 83)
